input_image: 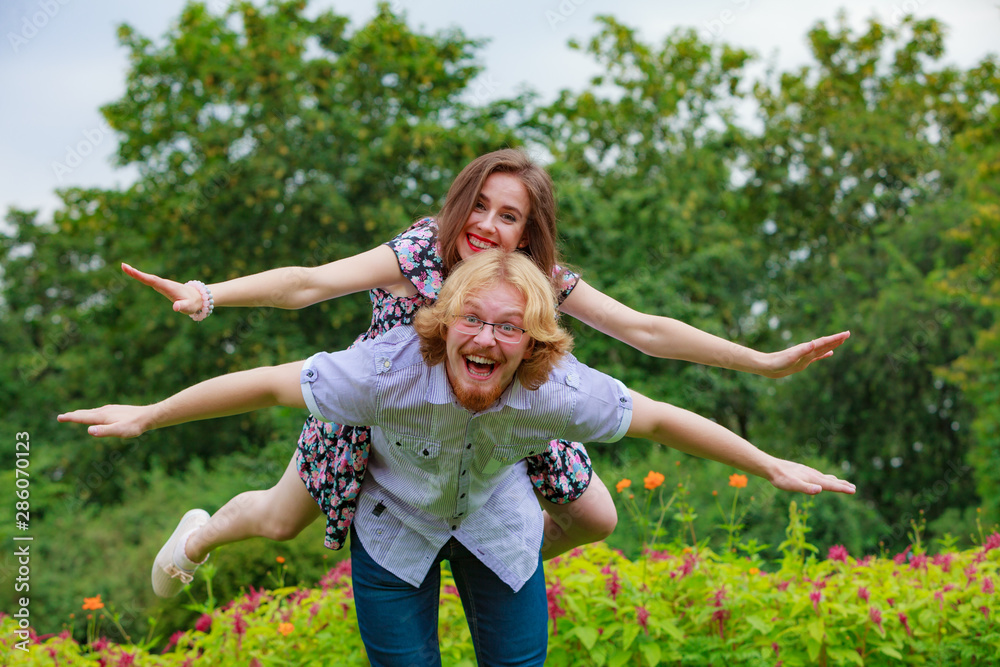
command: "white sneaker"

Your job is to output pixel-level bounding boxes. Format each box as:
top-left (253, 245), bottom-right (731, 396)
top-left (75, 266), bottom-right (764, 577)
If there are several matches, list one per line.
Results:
top-left (152, 509), bottom-right (210, 598)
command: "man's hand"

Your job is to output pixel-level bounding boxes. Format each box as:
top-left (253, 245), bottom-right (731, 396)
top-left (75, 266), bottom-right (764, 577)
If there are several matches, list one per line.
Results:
top-left (767, 459), bottom-right (856, 495)
top-left (758, 331), bottom-right (851, 379)
top-left (58, 405), bottom-right (153, 438)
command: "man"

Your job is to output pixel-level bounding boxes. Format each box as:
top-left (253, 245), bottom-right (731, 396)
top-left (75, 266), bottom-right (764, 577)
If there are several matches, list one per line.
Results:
top-left (60, 249), bottom-right (855, 667)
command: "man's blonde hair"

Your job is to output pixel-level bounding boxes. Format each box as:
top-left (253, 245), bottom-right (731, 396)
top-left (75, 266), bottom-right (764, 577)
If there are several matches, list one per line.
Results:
top-left (413, 249), bottom-right (574, 390)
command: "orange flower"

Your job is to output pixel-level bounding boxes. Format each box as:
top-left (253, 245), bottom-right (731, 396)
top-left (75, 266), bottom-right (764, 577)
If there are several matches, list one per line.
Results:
top-left (643, 471), bottom-right (665, 490)
top-left (276, 556), bottom-right (286, 564)
top-left (748, 567), bottom-right (760, 576)
top-left (615, 479), bottom-right (632, 493)
top-left (277, 622), bottom-right (294, 636)
top-left (82, 595), bottom-right (104, 611)
top-left (728, 474), bottom-right (748, 489)
top-left (712, 490), bottom-right (718, 497)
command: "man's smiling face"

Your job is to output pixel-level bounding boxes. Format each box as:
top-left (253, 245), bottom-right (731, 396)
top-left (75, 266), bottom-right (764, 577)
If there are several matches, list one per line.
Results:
top-left (444, 282), bottom-right (533, 412)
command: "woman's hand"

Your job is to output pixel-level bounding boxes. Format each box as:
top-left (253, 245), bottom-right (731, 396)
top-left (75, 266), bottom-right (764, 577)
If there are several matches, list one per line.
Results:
top-left (58, 405), bottom-right (153, 438)
top-left (122, 263), bottom-right (203, 315)
top-left (757, 331), bottom-right (851, 379)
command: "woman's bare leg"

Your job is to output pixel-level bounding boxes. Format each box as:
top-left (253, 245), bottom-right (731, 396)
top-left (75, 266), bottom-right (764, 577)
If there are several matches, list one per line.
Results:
top-left (185, 455), bottom-right (322, 562)
top-left (538, 471), bottom-right (618, 560)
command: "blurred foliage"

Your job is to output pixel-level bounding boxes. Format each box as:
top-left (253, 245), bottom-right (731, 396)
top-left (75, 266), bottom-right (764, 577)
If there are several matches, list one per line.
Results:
top-left (2, 0), bottom-right (998, 642)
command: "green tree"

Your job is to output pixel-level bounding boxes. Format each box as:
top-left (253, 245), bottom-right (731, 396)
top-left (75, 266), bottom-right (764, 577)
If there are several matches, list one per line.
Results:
top-left (936, 65), bottom-right (1000, 524)
top-left (742, 14), bottom-right (999, 534)
top-left (533, 17), bottom-right (770, 442)
top-left (2, 0), bottom-right (521, 637)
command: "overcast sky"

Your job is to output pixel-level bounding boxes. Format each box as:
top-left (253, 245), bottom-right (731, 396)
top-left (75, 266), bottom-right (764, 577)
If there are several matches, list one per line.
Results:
top-left (1, 0), bottom-right (996, 222)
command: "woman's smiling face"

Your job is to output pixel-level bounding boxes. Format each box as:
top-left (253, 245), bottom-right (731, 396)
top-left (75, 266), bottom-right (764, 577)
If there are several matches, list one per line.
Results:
top-left (457, 172), bottom-right (530, 261)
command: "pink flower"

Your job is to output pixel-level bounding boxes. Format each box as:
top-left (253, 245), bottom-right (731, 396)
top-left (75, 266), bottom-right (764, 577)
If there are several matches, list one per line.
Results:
top-left (869, 606), bottom-right (884, 633)
top-left (163, 631), bottom-right (184, 652)
top-left (909, 553), bottom-right (928, 571)
top-left (711, 608), bottom-right (731, 639)
top-left (981, 606), bottom-right (990, 620)
top-left (932, 553), bottom-right (954, 572)
top-left (194, 614), bottom-right (212, 633)
top-left (92, 637), bottom-right (110, 652)
top-left (233, 613), bottom-right (247, 638)
top-left (240, 586), bottom-right (266, 613)
top-left (810, 590), bottom-right (822, 613)
top-left (893, 545), bottom-right (912, 565)
top-left (117, 652), bottom-right (136, 667)
top-left (857, 586), bottom-right (870, 603)
top-left (983, 532), bottom-right (1000, 552)
top-left (547, 578), bottom-right (567, 636)
top-left (827, 544), bottom-right (849, 562)
top-left (605, 569), bottom-right (621, 601)
top-left (983, 577), bottom-right (995, 595)
top-left (898, 612), bottom-right (912, 637)
top-left (636, 606), bottom-right (650, 635)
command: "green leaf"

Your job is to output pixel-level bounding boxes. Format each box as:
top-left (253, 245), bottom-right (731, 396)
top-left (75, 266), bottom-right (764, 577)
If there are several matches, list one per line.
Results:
top-left (573, 626), bottom-right (600, 650)
top-left (621, 622), bottom-right (641, 650)
top-left (608, 649), bottom-right (634, 667)
top-left (640, 642), bottom-right (662, 666)
top-left (878, 645), bottom-right (904, 659)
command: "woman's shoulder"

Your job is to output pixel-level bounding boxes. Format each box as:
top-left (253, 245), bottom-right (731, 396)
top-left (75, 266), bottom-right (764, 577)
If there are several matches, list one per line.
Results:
top-left (384, 217), bottom-right (443, 300)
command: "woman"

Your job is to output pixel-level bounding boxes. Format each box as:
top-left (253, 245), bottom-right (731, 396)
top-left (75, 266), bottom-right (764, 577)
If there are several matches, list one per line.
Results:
top-left (125, 149), bottom-right (849, 597)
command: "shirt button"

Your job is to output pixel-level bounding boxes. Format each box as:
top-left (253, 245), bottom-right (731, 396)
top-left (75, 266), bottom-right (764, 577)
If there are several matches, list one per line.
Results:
top-left (461, 470), bottom-right (467, 476)
top-left (451, 524), bottom-right (457, 530)
top-left (466, 443), bottom-right (472, 449)
top-left (382, 359), bottom-right (392, 370)
top-left (460, 493), bottom-right (466, 498)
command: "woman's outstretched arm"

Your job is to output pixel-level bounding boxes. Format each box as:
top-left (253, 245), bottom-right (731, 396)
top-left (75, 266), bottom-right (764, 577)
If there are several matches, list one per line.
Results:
top-left (560, 280), bottom-right (849, 378)
top-left (122, 244), bottom-right (410, 315)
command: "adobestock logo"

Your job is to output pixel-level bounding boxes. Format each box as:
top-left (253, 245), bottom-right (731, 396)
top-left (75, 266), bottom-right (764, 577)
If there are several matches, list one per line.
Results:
top-left (7, 0), bottom-right (74, 54)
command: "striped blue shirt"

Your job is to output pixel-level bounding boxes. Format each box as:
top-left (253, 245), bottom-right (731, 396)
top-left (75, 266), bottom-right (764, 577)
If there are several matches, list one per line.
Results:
top-left (300, 325), bottom-right (632, 591)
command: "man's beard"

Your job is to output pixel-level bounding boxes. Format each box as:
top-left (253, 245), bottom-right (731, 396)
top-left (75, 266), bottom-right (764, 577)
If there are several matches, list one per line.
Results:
top-left (452, 381), bottom-right (506, 413)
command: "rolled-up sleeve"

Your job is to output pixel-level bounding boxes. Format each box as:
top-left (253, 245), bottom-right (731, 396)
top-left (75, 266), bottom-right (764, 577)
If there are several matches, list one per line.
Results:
top-left (560, 358), bottom-right (633, 443)
top-left (300, 347), bottom-right (379, 426)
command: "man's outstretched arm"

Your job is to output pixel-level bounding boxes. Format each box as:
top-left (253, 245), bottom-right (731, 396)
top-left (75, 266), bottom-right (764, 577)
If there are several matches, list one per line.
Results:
top-left (58, 362), bottom-right (306, 438)
top-left (626, 390), bottom-right (856, 495)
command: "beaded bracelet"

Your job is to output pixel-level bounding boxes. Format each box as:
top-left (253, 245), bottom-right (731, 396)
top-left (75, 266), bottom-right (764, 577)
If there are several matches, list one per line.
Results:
top-left (185, 280), bottom-right (215, 322)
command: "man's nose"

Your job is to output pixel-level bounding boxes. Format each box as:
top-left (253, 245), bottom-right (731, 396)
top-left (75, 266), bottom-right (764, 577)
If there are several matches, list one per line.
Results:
top-left (473, 325), bottom-right (498, 346)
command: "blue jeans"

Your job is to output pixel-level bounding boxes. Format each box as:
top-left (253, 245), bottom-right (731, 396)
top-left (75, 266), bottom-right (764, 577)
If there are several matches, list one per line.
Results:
top-left (350, 527), bottom-right (548, 666)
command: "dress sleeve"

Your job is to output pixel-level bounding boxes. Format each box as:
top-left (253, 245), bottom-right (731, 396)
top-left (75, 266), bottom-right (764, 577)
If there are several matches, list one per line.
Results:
top-left (552, 264), bottom-right (580, 305)
top-left (384, 218), bottom-right (445, 301)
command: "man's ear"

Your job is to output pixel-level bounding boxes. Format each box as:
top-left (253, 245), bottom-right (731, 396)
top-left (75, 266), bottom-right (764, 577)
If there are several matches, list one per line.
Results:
top-left (523, 339), bottom-right (535, 360)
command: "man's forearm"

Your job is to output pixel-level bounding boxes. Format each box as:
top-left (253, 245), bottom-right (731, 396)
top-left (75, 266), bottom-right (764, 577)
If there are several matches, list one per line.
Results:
top-left (148, 364), bottom-right (302, 430)
top-left (627, 392), bottom-right (778, 480)
top-left (58, 362), bottom-right (306, 439)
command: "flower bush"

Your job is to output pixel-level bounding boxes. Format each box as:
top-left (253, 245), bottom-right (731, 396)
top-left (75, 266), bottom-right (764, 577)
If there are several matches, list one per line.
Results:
top-left (2, 477), bottom-right (998, 666)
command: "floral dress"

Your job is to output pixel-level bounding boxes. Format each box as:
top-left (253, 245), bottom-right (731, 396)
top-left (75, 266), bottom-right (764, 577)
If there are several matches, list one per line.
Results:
top-left (296, 218), bottom-right (594, 549)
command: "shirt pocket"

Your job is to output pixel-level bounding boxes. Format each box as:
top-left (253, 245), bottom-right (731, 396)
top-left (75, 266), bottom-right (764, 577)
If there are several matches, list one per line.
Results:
top-left (479, 442), bottom-right (541, 476)
top-left (386, 432), bottom-right (441, 471)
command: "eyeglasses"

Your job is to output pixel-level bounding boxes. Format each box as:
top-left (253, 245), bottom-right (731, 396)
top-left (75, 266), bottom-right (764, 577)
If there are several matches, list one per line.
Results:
top-left (452, 315), bottom-right (526, 344)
